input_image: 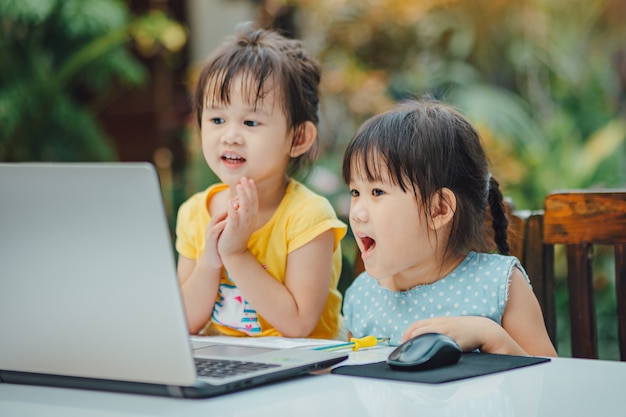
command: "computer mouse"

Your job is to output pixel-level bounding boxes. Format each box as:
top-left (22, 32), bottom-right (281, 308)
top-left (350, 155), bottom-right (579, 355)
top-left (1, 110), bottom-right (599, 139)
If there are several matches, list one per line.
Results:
top-left (387, 332), bottom-right (462, 371)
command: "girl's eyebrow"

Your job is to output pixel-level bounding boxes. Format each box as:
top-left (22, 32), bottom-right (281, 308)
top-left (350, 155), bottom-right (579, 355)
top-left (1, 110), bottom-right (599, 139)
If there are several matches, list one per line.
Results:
top-left (203, 102), bottom-right (269, 115)
top-left (204, 98), bottom-right (223, 110)
top-left (247, 105), bottom-right (271, 116)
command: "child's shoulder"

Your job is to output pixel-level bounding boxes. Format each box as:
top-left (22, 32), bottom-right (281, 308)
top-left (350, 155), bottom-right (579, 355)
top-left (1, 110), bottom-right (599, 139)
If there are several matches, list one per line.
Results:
top-left (178, 183), bottom-right (228, 215)
top-left (466, 251), bottom-right (521, 266)
top-left (461, 251), bottom-right (528, 281)
top-left (284, 179), bottom-right (335, 209)
top-left (287, 179), bottom-right (326, 198)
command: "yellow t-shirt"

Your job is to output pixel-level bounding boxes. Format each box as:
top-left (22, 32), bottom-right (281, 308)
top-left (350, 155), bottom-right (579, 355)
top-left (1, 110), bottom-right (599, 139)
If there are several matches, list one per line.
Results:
top-left (175, 179), bottom-right (347, 339)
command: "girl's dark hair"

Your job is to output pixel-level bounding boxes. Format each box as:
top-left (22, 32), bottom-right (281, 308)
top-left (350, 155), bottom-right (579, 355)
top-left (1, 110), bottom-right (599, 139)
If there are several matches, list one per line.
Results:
top-left (342, 97), bottom-right (510, 259)
top-left (193, 22), bottom-right (321, 177)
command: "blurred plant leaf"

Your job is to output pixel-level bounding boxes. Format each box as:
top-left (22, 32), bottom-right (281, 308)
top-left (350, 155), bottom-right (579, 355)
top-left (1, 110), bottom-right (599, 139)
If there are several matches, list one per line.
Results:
top-left (57, 0), bottom-right (128, 38)
top-left (0, 0), bottom-right (56, 23)
top-left (573, 119), bottom-right (626, 184)
top-left (131, 10), bottom-right (187, 56)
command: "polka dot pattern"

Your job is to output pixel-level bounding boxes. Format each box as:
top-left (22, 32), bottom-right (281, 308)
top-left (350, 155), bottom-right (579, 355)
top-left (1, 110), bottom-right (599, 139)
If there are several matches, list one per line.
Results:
top-left (342, 252), bottom-right (528, 346)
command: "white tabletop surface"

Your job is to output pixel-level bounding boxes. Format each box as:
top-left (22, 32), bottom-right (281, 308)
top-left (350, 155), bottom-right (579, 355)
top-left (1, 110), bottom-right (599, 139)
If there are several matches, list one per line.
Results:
top-left (2, 348), bottom-right (625, 417)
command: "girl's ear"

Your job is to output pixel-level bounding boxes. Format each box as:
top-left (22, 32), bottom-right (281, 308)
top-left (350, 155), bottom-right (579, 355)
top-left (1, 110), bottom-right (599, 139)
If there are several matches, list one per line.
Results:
top-left (430, 188), bottom-right (457, 230)
top-left (289, 121), bottom-right (317, 158)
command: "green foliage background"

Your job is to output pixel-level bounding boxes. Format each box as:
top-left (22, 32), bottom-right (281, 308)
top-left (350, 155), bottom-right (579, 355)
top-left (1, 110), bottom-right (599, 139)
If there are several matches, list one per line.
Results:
top-left (0, 0), bottom-right (184, 162)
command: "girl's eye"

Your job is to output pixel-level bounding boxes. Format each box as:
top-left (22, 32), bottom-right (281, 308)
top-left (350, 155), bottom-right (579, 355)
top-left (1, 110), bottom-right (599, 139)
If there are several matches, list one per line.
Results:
top-left (211, 117), bottom-right (225, 125)
top-left (244, 120), bottom-right (259, 127)
top-left (350, 189), bottom-right (360, 197)
top-left (372, 188), bottom-right (384, 197)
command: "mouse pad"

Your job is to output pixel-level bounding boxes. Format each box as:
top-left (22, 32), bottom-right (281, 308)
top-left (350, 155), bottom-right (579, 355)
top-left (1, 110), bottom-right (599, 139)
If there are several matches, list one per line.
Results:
top-left (331, 352), bottom-right (550, 384)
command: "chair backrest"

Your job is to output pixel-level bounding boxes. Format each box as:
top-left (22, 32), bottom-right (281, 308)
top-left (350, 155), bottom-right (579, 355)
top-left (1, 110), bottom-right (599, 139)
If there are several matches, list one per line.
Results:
top-left (496, 208), bottom-right (556, 344)
top-left (542, 190), bottom-right (626, 360)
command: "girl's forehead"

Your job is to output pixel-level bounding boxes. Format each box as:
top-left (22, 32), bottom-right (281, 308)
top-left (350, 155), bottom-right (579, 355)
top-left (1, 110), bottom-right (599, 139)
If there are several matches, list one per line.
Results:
top-left (348, 149), bottom-right (417, 193)
top-left (204, 70), bottom-right (281, 108)
top-left (349, 149), bottom-right (388, 177)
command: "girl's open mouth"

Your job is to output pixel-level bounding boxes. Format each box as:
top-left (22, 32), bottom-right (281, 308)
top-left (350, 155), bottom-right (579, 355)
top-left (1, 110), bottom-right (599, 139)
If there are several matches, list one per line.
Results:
top-left (221, 152), bottom-right (246, 167)
top-left (360, 236), bottom-right (376, 252)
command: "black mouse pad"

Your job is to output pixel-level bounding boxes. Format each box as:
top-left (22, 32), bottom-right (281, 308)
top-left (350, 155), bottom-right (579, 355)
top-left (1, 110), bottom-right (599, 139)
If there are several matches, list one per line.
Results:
top-left (331, 352), bottom-right (550, 384)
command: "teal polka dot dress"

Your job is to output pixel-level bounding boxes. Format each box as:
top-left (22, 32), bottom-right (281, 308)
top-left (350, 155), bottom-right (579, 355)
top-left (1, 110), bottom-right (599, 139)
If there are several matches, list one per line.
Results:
top-left (342, 252), bottom-right (529, 346)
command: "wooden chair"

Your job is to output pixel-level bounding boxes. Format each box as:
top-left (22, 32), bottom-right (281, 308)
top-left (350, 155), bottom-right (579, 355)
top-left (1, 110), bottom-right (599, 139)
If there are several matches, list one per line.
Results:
top-left (512, 209), bottom-right (557, 346)
top-left (541, 190), bottom-right (626, 360)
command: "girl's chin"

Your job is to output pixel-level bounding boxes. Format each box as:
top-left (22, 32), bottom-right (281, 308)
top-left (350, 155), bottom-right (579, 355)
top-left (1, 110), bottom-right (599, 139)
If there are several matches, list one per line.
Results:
top-left (364, 263), bottom-right (404, 282)
top-left (363, 265), bottom-right (384, 280)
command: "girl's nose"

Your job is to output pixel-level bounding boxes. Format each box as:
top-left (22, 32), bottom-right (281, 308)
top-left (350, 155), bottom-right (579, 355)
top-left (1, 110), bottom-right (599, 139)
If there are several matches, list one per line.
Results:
top-left (222, 123), bottom-right (243, 145)
top-left (350, 202), bottom-right (368, 224)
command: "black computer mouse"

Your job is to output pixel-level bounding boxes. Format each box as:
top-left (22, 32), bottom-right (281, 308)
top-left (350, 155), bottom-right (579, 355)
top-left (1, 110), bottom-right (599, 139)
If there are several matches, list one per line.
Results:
top-left (387, 332), bottom-right (462, 371)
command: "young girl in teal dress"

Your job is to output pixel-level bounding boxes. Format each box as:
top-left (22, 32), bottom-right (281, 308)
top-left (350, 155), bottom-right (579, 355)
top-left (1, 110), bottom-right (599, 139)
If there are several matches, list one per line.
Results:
top-left (342, 98), bottom-right (557, 356)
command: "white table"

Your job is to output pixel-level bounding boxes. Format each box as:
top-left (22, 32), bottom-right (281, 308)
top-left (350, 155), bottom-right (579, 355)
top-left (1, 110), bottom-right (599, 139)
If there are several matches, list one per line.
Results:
top-left (2, 349), bottom-right (625, 417)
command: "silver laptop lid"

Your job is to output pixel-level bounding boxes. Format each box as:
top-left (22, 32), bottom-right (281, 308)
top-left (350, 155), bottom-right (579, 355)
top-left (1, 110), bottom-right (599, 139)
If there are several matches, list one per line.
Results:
top-left (0, 163), bottom-right (197, 386)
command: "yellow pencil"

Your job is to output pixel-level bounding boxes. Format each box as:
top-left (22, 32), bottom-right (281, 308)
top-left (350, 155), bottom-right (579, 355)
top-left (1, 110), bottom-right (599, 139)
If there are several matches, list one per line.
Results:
top-left (314, 336), bottom-right (390, 352)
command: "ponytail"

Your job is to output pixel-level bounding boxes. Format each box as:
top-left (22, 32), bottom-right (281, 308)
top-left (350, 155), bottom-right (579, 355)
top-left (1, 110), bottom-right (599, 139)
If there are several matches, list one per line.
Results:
top-left (487, 176), bottom-right (510, 255)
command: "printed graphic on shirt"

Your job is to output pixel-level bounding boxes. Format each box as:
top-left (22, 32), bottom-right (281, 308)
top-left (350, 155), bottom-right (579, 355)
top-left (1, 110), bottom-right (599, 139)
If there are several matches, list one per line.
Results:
top-left (212, 276), bottom-right (261, 335)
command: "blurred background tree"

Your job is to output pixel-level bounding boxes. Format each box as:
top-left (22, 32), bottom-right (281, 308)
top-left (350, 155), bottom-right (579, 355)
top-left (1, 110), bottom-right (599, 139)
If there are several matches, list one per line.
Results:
top-left (0, 0), bottom-right (187, 162)
top-left (261, 0), bottom-right (626, 211)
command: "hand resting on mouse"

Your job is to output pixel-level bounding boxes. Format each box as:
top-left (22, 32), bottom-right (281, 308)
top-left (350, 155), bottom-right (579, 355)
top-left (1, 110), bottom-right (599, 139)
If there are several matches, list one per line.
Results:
top-left (401, 315), bottom-right (531, 356)
top-left (387, 332), bottom-right (461, 371)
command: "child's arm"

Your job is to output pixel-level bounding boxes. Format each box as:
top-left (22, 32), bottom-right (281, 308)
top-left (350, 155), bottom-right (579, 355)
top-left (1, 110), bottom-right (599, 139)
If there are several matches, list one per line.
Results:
top-left (498, 268), bottom-right (558, 356)
top-left (177, 209), bottom-right (228, 334)
top-left (220, 230), bottom-right (335, 338)
top-left (215, 178), bottom-right (336, 337)
top-left (401, 268), bottom-right (558, 356)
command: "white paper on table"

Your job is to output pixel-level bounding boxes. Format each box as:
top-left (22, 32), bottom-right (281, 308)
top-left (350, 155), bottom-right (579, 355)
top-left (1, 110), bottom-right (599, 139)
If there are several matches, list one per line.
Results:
top-left (189, 335), bottom-right (344, 350)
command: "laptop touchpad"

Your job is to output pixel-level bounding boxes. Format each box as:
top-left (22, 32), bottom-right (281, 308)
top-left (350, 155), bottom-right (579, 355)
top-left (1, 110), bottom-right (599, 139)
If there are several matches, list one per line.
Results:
top-left (194, 344), bottom-right (277, 357)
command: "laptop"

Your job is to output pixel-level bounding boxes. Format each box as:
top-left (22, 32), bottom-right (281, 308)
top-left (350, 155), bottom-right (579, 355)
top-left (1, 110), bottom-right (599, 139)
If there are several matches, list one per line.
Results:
top-left (0, 162), bottom-right (348, 398)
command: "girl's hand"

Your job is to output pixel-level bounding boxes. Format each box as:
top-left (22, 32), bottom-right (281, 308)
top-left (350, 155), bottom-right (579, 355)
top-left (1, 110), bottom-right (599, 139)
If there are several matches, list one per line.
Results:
top-left (218, 177), bottom-right (258, 257)
top-left (197, 207), bottom-right (228, 271)
top-left (401, 316), bottom-right (525, 355)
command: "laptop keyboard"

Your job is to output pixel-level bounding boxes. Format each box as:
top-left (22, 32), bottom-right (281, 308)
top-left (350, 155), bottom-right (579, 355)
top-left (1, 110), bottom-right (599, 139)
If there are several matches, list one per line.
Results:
top-left (194, 358), bottom-right (280, 378)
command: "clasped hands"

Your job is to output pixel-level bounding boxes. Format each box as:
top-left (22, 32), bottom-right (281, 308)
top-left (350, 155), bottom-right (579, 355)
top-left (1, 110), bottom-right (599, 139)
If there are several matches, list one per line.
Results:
top-left (201, 177), bottom-right (258, 271)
